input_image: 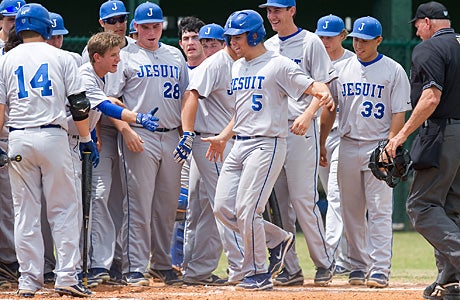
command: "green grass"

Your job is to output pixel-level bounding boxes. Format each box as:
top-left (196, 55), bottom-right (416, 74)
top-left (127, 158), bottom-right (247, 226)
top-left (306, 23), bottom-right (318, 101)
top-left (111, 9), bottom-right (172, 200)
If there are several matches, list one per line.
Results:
top-left (215, 231), bottom-right (437, 283)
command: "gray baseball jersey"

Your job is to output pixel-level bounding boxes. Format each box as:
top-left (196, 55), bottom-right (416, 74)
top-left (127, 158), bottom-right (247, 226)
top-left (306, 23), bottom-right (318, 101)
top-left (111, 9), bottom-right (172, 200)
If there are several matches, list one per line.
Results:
top-left (265, 28), bottom-right (337, 275)
top-left (107, 41), bottom-right (189, 274)
top-left (0, 42), bottom-right (84, 291)
top-left (336, 54), bottom-right (411, 278)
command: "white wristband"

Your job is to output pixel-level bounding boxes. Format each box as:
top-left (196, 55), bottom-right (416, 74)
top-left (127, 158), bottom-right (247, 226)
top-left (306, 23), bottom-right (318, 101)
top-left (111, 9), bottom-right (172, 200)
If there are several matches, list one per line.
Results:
top-left (80, 135), bottom-right (92, 143)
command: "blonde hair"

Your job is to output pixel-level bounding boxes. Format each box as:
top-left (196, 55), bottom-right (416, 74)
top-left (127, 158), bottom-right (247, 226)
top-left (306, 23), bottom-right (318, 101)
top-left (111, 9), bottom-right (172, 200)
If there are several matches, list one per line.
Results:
top-left (87, 31), bottom-right (124, 64)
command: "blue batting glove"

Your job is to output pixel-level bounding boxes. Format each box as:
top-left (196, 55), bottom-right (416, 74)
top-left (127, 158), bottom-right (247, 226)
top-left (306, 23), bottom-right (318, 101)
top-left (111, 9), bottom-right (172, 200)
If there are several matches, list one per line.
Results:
top-left (136, 107), bottom-right (159, 132)
top-left (173, 131), bottom-right (196, 163)
top-left (79, 140), bottom-right (100, 168)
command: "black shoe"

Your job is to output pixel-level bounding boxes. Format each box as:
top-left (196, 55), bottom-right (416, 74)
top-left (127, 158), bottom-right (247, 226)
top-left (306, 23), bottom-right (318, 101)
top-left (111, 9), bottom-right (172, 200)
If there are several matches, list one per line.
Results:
top-left (148, 269), bottom-right (182, 286)
top-left (423, 282), bottom-right (460, 300)
top-left (0, 261), bottom-right (19, 282)
top-left (268, 233), bottom-right (294, 277)
top-left (348, 270), bottom-right (366, 285)
top-left (55, 283), bottom-right (92, 297)
top-left (314, 265), bottom-right (334, 286)
top-left (366, 273), bottom-right (389, 288)
top-left (183, 274), bottom-right (227, 286)
top-left (88, 268), bottom-right (110, 283)
top-left (43, 272), bottom-right (55, 284)
top-left (17, 289), bottom-right (35, 298)
top-left (122, 272), bottom-right (149, 286)
top-left (334, 265), bottom-right (351, 276)
top-left (273, 268), bottom-right (304, 286)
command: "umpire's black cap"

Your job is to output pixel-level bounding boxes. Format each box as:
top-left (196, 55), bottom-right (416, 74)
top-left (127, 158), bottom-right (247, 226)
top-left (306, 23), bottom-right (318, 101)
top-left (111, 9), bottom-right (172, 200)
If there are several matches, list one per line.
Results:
top-left (410, 1), bottom-right (450, 23)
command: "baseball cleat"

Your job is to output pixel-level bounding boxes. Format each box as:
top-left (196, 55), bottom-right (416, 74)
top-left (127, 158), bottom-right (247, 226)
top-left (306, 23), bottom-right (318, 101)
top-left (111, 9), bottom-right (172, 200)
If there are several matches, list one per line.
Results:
top-left (273, 268), bottom-right (304, 286)
top-left (122, 272), bottom-right (149, 286)
top-left (334, 265), bottom-right (351, 276)
top-left (55, 283), bottom-right (92, 297)
top-left (348, 270), bottom-right (366, 285)
top-left (366, 273), bottom-right (389, 288)
top-left (236, 273), bottom-right (273, 291)
top-left (183, 274), bottom-right (227, 286)
top-left (17, 289), bottom-right (35, 298)
top-left (148, 269), bottom-right (182, 286)
top-left (268, 232), bottom-right (294, 277)
top-left (314, 266), bottom-right (334, 286)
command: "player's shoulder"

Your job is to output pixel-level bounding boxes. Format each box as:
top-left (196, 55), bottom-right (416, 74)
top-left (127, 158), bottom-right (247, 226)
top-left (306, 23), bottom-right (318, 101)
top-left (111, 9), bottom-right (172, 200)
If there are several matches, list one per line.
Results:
top-left (264, 34), bottom-right (279, 48)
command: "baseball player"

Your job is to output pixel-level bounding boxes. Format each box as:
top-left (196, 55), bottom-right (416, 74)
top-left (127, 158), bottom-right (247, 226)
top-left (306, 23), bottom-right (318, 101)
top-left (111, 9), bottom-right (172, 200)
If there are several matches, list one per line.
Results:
top-left (330, 16), bottom-right (411, 288)
top-left (315, 14), bottom-right (354, 276)
top-left (203, 9), bottom-right (333, 290)
top-left (128, 19), bottom-right (137, 40)
top-left (40, 11), bottom-right (84, 285)
top-left (174, 20), bottom-right (244, 285)
top-left (0, 0), bottom-right (24, 290)
top-left (198, 23), bottom-right (226, 58)
top-left (260, 0), bottom-right (337, 286)
top-left (106, 2), bottom-right (188, 286)
top-left (0, 0), bottom-right (25, 53)
top-left (0, 3), bottom-right (98, 297)
top-left (83, 0), bottom-right (138, 285)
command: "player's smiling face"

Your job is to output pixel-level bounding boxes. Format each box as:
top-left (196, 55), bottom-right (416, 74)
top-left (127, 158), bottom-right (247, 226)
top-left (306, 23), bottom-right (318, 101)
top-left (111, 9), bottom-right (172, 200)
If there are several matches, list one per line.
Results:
top-left (229, 33), bottom-right (249, 58)
top-left (98, 46), bottom-right (121, 75)
top-left (135, 22), bottom-right (163, 51)
top-left (266, 6), bottom-right (295, 35)
top-left (179, 31), bottom-right (204, 61)
top-left (352, 37), bottom-right (382, 62)
top-left (100, 15), bottom-right (127, 37)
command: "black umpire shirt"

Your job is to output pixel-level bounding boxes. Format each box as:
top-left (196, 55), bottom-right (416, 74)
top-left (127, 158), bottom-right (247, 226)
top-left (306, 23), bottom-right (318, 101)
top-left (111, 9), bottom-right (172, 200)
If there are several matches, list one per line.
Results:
top-left (410, 28), bottom-right (460, 119)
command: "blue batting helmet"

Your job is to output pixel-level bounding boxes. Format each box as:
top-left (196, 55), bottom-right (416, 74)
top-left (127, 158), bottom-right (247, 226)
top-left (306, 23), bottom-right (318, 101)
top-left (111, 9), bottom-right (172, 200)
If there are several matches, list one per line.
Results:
top-left (0, 0), bottom-right (26, 17)
top-left (16, 3), bottom-right (53, 40)
top-left (134, 2), bottom-right (163, 24)
top-left (129, 19), bottom-right (136, 34)
top-left (224, 10), bottom-right (265, 46)
top-left (49, 12), bottom-right (69, 36)
top-left (199, 23), bottom-right (225, 41)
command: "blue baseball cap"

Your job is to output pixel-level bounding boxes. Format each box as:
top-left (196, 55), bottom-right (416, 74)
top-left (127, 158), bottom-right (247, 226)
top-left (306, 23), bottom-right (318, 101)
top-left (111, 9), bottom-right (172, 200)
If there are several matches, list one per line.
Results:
top-left (49, 12), bottom-right (69, 36)
top-left (1, 0), bottom-right (26, 17)
top-left (129, 19), bottom-right (136, 34)
top-left (315, 14), bottom-right (345, 37)
top-left (99, 0), bottom-right (129, 20)
top-left (259, 0), bottom-right (296, 8)
top-left (348, 16), bottom-right (382, 40)
top-left (134, 2), bottom-right (163, 24)
top-left (199, 23), bottom-right (225, 41)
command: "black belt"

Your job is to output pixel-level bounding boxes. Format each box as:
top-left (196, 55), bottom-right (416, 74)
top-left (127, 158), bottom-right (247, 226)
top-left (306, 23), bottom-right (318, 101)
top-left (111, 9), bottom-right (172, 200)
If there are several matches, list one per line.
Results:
top-left (155, 127), bottom-right (178, 132)
top-left (195, 131), bottom-right (218, 136)
top-left (447, 118), bottom-right (460, 124)
top-left (234, 135), bottom-right (263, 141)
top-left (9, 124), bottom-right (61, 132)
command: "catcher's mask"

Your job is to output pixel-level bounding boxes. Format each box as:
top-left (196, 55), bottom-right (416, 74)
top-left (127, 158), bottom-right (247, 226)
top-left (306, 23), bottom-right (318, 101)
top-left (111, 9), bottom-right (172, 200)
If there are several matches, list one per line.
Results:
top-left (368, 140), bottom-right (413, 188)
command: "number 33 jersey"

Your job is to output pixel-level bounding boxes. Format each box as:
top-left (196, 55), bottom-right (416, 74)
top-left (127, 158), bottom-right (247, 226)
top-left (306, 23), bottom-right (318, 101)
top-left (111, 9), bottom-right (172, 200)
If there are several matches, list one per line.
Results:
top-left (335, 54), bottom-right (411, 141)
top-left (0, 43), bottom-right (84, 130)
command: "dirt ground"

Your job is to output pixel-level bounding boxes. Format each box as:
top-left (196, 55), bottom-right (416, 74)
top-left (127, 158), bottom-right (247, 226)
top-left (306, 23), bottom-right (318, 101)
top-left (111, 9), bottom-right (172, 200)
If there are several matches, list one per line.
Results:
top-left (0, 278), bottom-right (428, 300)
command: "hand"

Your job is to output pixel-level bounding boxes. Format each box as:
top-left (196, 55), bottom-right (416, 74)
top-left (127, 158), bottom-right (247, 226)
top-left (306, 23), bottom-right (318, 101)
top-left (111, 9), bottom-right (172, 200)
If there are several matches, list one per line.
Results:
top-left (201, 135), bottom-right (227, 163)
top-left (79, 140), bottom-right (100, 168)
top-left (0, 148), bottom-right (7, 168)
top-left (290, 111), bottom-right (312, 136)
top-left (319, 144), bottom-right (328, 167)
top-left (173, 131), bottom-right (195, 163)
top-left (315, 92), bottom-right (335, 111)
top-left (122, 127), bottom-right (144, 153)
top-left (136, 107), bottom-right (159, 132)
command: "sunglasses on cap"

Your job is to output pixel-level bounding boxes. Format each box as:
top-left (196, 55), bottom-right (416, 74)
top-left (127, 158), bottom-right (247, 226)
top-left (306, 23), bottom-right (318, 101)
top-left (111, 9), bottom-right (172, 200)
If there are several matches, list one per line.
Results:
top-left (103, 15), bottom-right (127, 25)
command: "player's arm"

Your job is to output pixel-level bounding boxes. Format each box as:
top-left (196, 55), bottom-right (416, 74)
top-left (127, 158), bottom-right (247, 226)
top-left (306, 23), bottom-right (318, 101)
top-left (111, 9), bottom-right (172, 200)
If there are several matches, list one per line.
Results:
top-left (290, 81), bottom-right (334, 136)
top-left (68, 92), bottom-right (100, 167)
top-left (319, 107), bottom-right (337, 167)
top-left (202, 117), bottom-right (235, 163)
top-left (0, 104), bottom-right (5, 131)
top-left (388, 87), bottom-right (440, 158)
top-left (109, 118), bottom-right (145, 153)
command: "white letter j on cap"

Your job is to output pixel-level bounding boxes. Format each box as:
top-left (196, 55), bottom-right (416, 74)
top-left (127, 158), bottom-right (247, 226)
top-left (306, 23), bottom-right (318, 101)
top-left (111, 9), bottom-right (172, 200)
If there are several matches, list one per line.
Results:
top-left (358, 23), bottom-right (365, 31)
top-left (148, 8), bottom-right (153, 16)
top-left (112, 2), bottom-right (118, 10)
top-left (322, 21), bottom-right (329, 29)
top-left (205, 27), bottom-right (211, 35)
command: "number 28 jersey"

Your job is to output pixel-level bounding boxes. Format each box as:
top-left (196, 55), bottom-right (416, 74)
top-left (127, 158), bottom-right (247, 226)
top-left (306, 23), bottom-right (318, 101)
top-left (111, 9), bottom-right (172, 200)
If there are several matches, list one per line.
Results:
top-left (0, 42), bottom-right (84, 130)
top-left (336, 54), bottom-right (411, 141)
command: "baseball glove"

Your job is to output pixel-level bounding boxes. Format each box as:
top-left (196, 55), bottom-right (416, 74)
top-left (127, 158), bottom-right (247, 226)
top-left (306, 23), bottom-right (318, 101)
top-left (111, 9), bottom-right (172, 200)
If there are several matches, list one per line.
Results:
top-left (368, 139), bottom-right (413, 188)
